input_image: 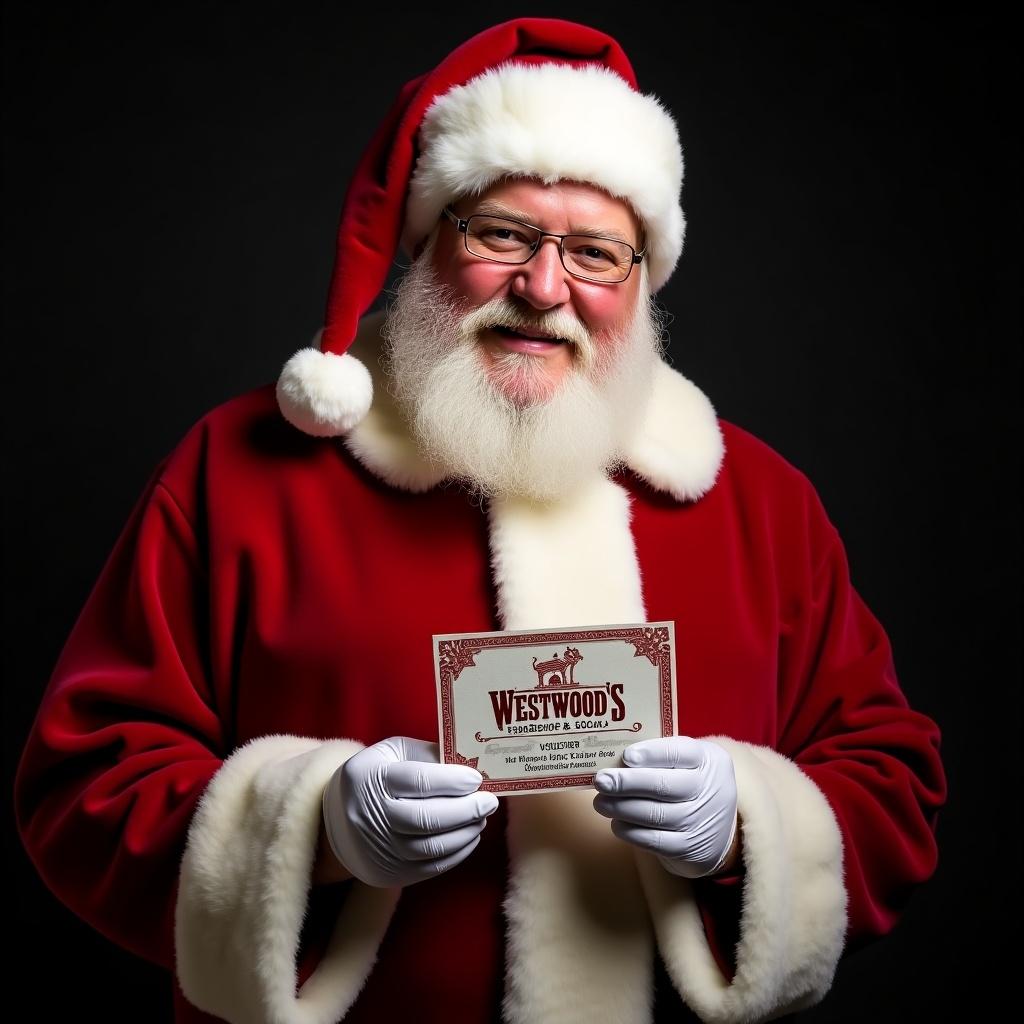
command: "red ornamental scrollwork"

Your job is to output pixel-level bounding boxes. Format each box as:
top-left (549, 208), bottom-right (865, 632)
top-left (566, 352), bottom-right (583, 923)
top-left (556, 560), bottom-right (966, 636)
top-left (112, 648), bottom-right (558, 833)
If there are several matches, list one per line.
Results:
top-left (472, 726), bottom-right (642, 742)
top-left (449, 750), bottom-right (483, 774)
top-left (630, 626), bottom-right (670, 666)
top-left (438, 638), bottom-right (483, 681)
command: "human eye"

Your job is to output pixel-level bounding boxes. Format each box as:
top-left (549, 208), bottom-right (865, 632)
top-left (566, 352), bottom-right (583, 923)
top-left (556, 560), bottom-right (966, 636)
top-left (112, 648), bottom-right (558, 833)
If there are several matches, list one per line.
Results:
top-left (567, 237), bottom-right (623, 269)
top-left (471, 217), bottom-right (534, 249)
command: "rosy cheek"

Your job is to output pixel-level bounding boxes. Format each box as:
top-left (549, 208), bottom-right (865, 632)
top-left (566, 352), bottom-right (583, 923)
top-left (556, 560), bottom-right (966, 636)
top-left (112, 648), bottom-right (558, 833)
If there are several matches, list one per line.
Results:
top-left (451, 263), bottom-right (517, 302)
top-left (580, 286), bottom-right (633, 328)
top-left (571, 279), bottom-right (638, 332)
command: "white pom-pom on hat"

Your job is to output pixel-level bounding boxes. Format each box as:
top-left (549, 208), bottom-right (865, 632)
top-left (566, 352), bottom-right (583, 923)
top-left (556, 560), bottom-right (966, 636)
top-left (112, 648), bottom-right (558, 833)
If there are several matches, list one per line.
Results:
top-left (275, 332), bottom-right (373, 438)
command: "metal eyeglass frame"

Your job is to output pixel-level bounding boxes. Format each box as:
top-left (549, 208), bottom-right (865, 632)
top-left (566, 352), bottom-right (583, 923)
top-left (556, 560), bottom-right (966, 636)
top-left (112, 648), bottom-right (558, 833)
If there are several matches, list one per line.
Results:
top-left (439, 206), bottom-right (646, 284)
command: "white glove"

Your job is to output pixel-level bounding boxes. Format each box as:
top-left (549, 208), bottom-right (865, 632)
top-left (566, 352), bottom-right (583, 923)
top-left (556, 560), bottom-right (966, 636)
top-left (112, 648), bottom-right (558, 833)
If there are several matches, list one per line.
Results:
top-left (322, 736), bottom-right (499, 888)
top-left (593, 736), bottom-right (739, 879)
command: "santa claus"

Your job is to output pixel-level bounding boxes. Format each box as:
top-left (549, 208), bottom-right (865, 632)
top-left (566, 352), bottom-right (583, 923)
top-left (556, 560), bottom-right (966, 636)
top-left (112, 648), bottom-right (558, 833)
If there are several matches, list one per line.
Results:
top-left (14, 17), bottom-right (945, 1024)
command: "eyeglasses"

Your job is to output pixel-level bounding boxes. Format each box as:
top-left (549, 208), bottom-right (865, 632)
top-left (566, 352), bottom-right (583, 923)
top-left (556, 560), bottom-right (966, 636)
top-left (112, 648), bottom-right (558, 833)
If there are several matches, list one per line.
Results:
top-left (440, 207), bottom-right (645, 284)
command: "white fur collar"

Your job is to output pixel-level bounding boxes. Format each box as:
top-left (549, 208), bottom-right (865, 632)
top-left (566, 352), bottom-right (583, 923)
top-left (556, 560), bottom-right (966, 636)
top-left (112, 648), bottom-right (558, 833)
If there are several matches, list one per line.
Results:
top-left (342, 309), bottom-right (725, 502)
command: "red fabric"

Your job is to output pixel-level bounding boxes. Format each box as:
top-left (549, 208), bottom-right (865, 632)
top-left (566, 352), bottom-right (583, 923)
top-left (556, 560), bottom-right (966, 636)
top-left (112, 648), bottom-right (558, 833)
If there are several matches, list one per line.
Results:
top-left (14, 383), bottom-right (946, 1023)
top-left (695, 872), bottom-right (745, 982)
top-left (321, 17), bottom-right (638, 361)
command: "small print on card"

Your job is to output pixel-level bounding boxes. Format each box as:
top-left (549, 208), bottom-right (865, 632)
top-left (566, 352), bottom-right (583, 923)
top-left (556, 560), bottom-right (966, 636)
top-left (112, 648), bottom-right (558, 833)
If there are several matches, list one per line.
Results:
top-left (432, 621), bottom-right (677, 796)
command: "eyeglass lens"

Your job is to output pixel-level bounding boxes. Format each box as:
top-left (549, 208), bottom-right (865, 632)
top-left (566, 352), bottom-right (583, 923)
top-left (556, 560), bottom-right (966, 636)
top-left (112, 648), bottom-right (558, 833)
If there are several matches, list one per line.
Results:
top-left (465, 215), bottom-right (634, 283)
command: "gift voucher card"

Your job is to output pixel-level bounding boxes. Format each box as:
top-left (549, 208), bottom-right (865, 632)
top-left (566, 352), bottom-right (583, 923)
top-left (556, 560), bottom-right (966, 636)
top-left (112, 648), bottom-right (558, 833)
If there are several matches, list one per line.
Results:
top-left (433, 622), bottom-right (677, 796)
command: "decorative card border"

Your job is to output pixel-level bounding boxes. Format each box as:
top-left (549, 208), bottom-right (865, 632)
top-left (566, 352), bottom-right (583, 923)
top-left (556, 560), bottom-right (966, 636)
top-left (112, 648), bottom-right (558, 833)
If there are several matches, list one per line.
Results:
top-left (433, 622), bottom-right (677, 795)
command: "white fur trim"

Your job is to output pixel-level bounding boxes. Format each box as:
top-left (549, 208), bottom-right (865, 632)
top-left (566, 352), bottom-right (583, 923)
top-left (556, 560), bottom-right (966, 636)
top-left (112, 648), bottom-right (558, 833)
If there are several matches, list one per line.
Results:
top-left (338, 312), bottom-right (724, 502)
top-left (277, 332), bottom-right (374, 437)
top-left (503, 787), bottom-right (654, 1024)
top-left (623, 358), bottom-right (726, 501)
top-left (635, 737), bottom-right (847, 1023)
top-left (402, 61), bottom-right (686, 293)
top-left (175, 734), bottom-right (400, 1024)
top-left (491, 474), bottom-right (652, 1023)
top-left (488, 475), bottom-right (645, 631)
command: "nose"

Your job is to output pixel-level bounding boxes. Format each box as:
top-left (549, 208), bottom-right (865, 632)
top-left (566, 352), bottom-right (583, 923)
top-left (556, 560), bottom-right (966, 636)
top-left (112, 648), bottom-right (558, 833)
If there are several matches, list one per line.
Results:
top-left (510, 236), bottom-right (572, 309)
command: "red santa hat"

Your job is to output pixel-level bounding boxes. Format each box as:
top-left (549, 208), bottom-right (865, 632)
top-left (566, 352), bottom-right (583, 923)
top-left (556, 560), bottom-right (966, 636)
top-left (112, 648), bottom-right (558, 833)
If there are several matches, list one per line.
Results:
top-left (276, 17), bottom-right (686, 437)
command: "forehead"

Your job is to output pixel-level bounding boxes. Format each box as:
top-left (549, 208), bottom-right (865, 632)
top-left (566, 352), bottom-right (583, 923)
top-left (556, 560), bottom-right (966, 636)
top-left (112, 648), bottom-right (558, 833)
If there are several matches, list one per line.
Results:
top-left (454, 177), bottom-right (643, 244)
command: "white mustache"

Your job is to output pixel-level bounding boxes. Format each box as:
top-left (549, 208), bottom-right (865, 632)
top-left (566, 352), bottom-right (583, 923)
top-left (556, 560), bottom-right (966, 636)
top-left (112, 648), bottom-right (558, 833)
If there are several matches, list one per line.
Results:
top-left (458, 300), bottom-right (594, 363)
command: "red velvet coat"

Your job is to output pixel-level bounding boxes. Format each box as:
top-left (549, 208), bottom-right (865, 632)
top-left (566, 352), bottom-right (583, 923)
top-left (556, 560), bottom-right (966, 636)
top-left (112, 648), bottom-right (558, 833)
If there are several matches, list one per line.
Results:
top-left (14, 313), bottom-right (946, 1024)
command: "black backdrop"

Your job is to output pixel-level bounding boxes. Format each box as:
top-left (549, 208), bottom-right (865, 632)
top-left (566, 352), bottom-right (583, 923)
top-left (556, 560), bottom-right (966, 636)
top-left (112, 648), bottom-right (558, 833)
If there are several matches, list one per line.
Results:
top-left (4, 3), bottom-right (1019, 1021)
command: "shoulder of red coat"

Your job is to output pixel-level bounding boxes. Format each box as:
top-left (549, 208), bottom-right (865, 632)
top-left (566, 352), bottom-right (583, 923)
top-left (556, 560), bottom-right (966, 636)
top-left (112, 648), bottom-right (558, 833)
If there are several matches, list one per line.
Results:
top-left (190, 382), bottom-right (280, 433)
top-left (716, 418), bottom-right (818, 494)
top-left (714, 419), bottom-right (839, 549)
top-left (155, 382), bottom-right (341, 520)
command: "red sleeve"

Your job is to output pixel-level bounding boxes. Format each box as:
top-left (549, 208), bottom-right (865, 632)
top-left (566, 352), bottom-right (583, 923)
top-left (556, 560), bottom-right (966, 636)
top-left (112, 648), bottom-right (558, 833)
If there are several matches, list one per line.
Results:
top-left (777, 490), bottom-right (947, 950)
top-left (687, 479), bottom-right (946, 985)
top-left (693, 869), bottom-right (745, 982)
top-left (13, 464), bottom-right (225, 971)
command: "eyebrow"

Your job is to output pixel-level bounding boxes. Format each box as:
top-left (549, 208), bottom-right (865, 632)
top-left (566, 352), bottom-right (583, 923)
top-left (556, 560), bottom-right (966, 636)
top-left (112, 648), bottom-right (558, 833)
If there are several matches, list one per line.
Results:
top-left (473, 201), bottom-right (636, 246)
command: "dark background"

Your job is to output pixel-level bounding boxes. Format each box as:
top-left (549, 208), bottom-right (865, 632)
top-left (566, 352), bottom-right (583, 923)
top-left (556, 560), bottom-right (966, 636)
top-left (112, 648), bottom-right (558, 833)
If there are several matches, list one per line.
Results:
top-left (4, 2), bottom-right (1018, 1020)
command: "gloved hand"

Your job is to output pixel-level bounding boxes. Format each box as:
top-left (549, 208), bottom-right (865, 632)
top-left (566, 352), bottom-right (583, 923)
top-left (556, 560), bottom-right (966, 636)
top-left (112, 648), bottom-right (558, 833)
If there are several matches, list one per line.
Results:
top-left (322, 736), bottom-right (499, 888)
top-left (592, 736), bottom-right (739, 880)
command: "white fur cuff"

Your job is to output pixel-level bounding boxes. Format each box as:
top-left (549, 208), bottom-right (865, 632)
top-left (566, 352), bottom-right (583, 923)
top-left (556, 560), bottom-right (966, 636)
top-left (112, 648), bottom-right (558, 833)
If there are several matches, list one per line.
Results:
top-left (175, 734), bottom-right (400, 1024)
top-left (636, 737), bottom-right (847, 1023)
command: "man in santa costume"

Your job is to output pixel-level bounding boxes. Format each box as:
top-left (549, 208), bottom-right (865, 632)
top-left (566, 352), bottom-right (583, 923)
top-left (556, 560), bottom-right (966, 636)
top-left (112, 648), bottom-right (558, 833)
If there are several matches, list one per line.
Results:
top-left (14, 18), bottom-right (946, 1024)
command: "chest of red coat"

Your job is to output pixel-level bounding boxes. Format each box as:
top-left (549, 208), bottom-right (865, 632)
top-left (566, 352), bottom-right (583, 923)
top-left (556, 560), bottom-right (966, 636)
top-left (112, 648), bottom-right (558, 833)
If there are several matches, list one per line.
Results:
top-left (206, 453), bottom-right (782, 753)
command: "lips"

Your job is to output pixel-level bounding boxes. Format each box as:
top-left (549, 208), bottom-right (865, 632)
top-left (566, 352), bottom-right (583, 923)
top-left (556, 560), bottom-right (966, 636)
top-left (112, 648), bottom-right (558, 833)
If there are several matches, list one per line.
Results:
top-left (493, 325), bottom-right (566, 343)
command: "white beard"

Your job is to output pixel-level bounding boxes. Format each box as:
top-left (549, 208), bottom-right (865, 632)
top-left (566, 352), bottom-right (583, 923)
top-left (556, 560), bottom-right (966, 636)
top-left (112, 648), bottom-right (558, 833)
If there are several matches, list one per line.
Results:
top-left (380, 234), bottom-right (665, 503)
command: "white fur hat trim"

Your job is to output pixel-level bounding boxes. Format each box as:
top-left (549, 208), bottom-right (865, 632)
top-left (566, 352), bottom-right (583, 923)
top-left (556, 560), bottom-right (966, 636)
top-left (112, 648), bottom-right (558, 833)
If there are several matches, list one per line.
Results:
top-left (401, 60), bottom-right (686, 293)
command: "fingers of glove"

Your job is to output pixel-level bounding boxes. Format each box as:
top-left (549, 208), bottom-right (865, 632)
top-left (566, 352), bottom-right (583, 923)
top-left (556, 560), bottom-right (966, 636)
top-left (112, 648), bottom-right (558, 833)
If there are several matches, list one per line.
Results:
top-left (610, 818), bottom-right (690, 859)
top-left (385, 759), bottom-right (484, 799)
top-left (621, 736), bottom-right (705, 769)
top-left (392, 819), bottom-right (488, 862)
top-left (356, 736), bottom-right (451, 771)
top-left (593, 794), bottom-right (689, 831)
top-left (386, 791), bottom-right (499, 835)
top-left (339, 738), bottom-right (441, 790)
top-left (403, 834), bottom-right (483, 885)
top-left (374, 736), bottom-right (443, 766)
top-left (593, 766), bottom-right (700, 801)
